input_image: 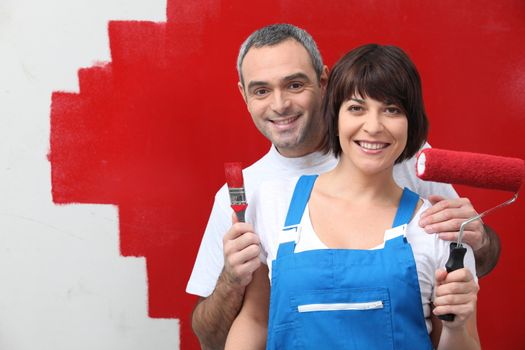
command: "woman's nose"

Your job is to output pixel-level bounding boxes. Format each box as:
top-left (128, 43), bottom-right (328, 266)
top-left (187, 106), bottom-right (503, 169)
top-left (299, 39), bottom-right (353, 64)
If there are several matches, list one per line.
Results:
top-left (363, 112), bottom-right (384, 134)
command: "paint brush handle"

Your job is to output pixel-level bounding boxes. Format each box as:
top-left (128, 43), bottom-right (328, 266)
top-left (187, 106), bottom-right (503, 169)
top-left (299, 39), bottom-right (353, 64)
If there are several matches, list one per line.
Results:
top-left (438, 243), bottom-right (467, 322)
top-left (234, 208), bottom-right (246, 223)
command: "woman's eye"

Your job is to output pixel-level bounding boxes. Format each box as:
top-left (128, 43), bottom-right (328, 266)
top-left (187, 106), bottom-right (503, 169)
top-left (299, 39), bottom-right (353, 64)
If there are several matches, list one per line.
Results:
top-left (349, 105), bottom-right (363, 112)
top-left (385, 107), bottom-right (402, 115)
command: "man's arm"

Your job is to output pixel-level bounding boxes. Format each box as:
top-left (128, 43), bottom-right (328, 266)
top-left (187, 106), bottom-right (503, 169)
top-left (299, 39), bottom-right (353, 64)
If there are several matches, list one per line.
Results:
top-left (191, 217), bottom-right (261, 349)
top-left (191, 274), bottom-right (245, 350)
top-left (419, 196), bottom-right (501, 277)
top-left (471, 224), bottom-right (500, 277)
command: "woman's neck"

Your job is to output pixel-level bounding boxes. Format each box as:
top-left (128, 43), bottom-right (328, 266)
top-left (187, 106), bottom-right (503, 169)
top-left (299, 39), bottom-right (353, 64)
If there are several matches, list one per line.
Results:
top-left (317, 159), bottom-right (401, 205)
top-left (309, 158), bottom-right (406, 250)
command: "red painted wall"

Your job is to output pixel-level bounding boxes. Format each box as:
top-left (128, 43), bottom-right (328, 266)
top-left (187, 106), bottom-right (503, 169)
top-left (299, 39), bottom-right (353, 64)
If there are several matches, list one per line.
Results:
top-left (50, 0), bottom-right (525, 348)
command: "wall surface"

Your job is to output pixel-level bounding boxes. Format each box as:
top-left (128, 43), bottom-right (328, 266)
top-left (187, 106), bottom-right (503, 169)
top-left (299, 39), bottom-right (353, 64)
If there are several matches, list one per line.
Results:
top-left (0, 1), bottom-right (180, 349)
top-left (1, 0), bottom-right (524, 349)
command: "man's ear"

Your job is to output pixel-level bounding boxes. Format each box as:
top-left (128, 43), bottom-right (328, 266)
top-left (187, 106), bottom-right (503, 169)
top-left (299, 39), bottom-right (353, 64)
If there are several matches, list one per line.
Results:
top-left (238, 82), bottom-right (247, 104)
top-left (320, 65), bottom-right (329, 90)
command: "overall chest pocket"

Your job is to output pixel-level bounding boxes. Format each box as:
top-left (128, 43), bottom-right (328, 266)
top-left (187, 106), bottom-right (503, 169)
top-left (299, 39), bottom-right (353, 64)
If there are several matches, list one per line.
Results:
top-left (290, 288), bottom-right (394, 350)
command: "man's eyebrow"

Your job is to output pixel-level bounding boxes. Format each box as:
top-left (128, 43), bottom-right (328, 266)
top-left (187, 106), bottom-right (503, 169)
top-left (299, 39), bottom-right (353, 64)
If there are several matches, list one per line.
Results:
top-left (246, 72), bottom-right (312, 91)
top-left (246, 72), bottom-right (310, 90)
top-left (283, 72), bottom-right (311, 82)
top-left (247, 80), bottom-right (268, 91)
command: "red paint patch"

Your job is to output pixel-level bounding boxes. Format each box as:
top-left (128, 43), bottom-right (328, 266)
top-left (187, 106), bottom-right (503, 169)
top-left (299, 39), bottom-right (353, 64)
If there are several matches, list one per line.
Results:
top-left (50, 1), bottom-right (525, 348)
top-left (50, 18), bottom-right (270, 349)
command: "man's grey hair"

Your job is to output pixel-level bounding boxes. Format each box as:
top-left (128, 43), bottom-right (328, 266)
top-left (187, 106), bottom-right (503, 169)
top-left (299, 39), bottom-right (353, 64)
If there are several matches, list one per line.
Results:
top-left (236, 23), bottom-right (324, 87)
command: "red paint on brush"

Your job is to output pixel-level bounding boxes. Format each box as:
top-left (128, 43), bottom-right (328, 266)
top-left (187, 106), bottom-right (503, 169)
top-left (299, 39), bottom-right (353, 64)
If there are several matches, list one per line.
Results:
top-left (416, 148), bottom-right (525, 192)
top-left (224, 162), bottom-right (248, 217)
top-left (224, 162), bottom-right (243, 188)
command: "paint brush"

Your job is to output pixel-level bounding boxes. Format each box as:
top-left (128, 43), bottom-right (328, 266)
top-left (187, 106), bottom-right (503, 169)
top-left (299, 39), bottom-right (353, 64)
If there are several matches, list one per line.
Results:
top-left (224, 162), bottom-right (247, 222)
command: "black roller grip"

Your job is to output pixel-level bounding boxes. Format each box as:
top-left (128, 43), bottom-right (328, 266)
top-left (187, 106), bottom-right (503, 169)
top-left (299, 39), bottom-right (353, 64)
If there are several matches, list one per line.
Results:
top-left (438, 242), bottom-right (467, 322)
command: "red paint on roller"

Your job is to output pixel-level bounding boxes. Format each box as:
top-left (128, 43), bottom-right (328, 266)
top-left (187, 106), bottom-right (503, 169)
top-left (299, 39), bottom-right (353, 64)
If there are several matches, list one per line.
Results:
top-left (416, 148), bottom-right (525, 192)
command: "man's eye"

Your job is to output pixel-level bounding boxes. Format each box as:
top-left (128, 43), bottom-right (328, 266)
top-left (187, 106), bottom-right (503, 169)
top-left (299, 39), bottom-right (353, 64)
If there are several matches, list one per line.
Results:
top-left (289, 82), bottom-right (304, 90)
top-left (254, 88), bottom-right (269, 96)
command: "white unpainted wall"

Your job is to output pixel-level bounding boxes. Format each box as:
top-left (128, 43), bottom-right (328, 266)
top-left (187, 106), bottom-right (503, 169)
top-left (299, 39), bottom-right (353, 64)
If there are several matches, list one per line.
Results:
top-left (0, 1), bottom-right (181, 349)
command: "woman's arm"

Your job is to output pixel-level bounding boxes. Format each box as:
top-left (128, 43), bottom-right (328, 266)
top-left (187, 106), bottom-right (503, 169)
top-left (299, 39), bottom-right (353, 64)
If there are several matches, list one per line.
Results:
top-left (225, 264), bottom-right (270, 350)
top-left (432, 268), bottom-right (480, 350)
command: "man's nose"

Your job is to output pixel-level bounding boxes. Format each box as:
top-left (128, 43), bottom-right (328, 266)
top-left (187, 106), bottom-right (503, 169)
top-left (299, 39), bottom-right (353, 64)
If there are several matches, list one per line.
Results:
top-left (270, 91), bottom-right (291, 115)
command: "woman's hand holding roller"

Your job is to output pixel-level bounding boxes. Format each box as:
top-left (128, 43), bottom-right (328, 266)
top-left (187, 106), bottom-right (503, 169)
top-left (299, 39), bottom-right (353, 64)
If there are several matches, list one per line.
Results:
top-left (433, 268), bottom-right (480, 350)
top-left (433, 268), bottom-right (478, 328)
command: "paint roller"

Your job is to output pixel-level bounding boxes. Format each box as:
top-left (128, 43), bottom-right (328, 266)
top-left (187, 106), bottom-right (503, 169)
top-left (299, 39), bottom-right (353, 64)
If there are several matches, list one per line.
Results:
top-left (416, 148), bottom-right (525, 321)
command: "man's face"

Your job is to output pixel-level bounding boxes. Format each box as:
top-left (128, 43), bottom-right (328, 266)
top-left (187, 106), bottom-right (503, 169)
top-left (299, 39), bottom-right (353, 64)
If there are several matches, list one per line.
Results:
top-left (238, 39), bottom-right (328, 158)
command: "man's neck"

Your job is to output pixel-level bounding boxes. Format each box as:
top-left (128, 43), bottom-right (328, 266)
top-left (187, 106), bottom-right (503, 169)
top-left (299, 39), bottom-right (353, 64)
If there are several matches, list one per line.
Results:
top-left (275, 142), bottom-right (322, 159)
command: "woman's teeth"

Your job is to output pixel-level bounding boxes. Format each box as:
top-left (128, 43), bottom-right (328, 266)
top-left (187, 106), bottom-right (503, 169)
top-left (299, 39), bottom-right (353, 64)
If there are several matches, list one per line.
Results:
top-left (358, 141), bottom-right (388, 150)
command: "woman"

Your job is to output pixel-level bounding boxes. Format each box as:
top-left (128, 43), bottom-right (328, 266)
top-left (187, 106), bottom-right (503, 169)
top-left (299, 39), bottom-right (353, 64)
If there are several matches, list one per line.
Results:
top-left (225, 44), bottom-right (480, 349)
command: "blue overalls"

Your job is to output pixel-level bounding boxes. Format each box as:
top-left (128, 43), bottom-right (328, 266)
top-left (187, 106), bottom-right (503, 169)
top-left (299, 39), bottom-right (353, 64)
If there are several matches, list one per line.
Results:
top-left (267, 175), bottom-right (432, 349)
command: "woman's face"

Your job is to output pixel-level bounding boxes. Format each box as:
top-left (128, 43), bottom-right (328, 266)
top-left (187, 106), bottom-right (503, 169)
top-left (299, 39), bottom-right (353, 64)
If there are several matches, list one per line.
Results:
top-left (337, 95), bottom-right (408, 175)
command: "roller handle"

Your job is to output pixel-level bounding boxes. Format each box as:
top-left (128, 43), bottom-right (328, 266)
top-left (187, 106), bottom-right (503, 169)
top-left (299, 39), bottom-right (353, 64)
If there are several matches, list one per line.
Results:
top-left (438, 242), bottom-right (467, 322)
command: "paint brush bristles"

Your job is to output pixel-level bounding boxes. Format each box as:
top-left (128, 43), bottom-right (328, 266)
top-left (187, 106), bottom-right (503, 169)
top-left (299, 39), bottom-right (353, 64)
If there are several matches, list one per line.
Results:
top-left (224, 162), bottom-right (247, 222)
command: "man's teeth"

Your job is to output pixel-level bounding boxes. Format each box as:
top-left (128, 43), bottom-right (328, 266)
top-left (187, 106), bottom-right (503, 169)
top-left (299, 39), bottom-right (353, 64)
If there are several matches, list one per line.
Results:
top-left (273, 116), bottom-right (298, 125)
top-left (359, 141), bottom-right (387, 150)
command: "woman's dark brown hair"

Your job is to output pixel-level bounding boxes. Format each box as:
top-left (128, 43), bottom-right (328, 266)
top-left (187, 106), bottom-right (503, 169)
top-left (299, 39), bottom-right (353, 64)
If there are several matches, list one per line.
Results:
top-left (321, 44), bottom-right (428, 163)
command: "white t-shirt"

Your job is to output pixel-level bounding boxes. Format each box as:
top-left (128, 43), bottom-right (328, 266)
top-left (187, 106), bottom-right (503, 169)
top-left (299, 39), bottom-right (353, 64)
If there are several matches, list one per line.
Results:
top-left (247, 176), bottom-right (477, 333)
top-left (186, 143), bottom-right (458, 297)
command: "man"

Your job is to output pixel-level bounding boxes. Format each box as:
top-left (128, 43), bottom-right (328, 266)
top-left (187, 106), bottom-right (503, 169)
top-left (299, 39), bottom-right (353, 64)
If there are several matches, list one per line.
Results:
top-left (186, 23), bottom-right (500, 349)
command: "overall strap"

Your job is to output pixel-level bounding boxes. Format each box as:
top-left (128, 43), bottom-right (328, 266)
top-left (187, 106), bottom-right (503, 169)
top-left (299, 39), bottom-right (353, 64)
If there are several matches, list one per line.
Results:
top-left (277, 175), bottom-right (318, 259)
top-left (392, 187), bottom-right (420, 228)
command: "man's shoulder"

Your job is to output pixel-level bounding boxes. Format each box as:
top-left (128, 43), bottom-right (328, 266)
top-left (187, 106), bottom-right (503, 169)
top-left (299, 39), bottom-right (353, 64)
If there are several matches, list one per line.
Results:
top-left (242, 148), bottom-right (274, 175)
top-left (258, 175), bottom-right (299, 194)
top-left (241, 148), bottom-right (282, 191)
